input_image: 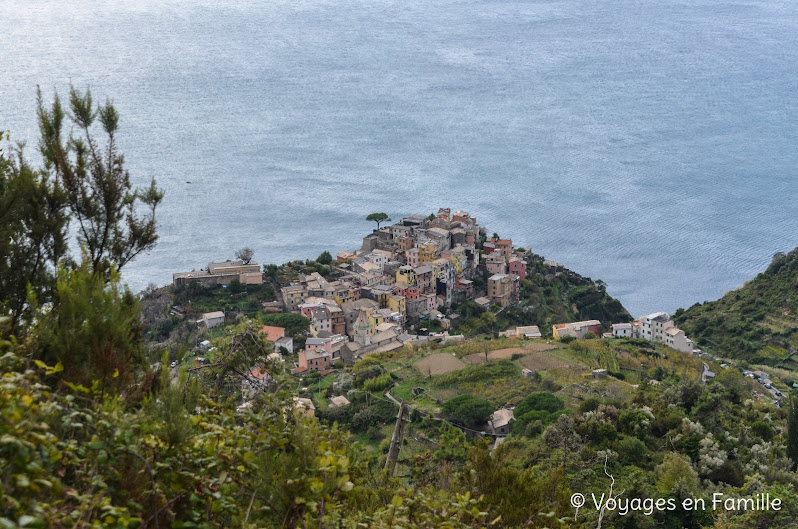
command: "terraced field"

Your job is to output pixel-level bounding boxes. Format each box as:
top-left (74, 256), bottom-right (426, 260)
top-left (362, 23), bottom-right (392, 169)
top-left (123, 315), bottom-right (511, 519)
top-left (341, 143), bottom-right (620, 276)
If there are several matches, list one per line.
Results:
top-left (414, 353), bottom-right (467, 376)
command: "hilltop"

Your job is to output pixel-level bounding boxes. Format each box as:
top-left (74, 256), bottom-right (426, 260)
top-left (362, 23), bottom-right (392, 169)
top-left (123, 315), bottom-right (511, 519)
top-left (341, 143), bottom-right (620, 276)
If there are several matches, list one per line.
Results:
top-left (674, 248), bottom-right (798, 368)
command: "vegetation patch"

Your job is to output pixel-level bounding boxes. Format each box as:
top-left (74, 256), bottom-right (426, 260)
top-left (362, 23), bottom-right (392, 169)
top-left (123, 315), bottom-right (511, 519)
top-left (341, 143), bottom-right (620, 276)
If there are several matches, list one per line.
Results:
top-left (432, 360), bottom-right (520, 387)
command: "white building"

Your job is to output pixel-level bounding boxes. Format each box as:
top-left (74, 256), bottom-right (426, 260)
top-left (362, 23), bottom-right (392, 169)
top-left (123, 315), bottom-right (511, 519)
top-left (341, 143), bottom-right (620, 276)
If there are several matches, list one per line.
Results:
top-left (636, 312), bottom-right (674, 343)
top-left (329, 395), bottom-right (351, 408)
top-left (664, 327), bottom-right (695, 353)
top-left (634, 312), bottom-right (696, 353)
top-left (489, 408), bottom-right (514, 436)
top-left (611, 322), bottom-right (633, 338)
top-left (200, 311), bottom-right (225, 329)
top-left (275, 336), bottom-right (294, 353)
top-left (365, 252), bottom-right (388, 270)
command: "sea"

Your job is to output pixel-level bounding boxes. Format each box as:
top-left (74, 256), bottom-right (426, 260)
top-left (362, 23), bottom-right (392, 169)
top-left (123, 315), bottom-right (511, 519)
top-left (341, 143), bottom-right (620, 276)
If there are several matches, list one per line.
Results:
top-left (2, 0), bottom-right (798, 317)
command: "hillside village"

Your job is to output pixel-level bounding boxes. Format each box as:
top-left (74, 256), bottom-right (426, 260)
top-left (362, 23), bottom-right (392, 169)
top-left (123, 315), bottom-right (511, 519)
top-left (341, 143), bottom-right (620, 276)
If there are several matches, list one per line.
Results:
top-left (171, 208), bottom-right (700, 377)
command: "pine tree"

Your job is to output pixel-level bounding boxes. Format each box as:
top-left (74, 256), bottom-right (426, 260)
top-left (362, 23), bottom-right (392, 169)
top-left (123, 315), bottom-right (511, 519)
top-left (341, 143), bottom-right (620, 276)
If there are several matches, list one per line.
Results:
top-left (0, 138), bottom-right (68, 333)
top-left (33, 254), bottom-right (144, 395)
top-left (37, 86), bottom-right (164, 276)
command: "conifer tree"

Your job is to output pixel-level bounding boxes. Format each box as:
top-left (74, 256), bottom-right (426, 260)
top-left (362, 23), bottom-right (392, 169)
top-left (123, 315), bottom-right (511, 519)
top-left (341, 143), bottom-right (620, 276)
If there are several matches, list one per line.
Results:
top-left (33, 254), bottom-right (143, 395)
top-left (0, 137), bottom-right (68, 333)
top-left (37, 86), bottom-right (164, 276)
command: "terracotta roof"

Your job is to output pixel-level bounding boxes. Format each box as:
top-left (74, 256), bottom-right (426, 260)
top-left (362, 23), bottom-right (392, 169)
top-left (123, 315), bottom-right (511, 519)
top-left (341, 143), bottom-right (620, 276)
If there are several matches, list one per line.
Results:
top-left (248, 367), bottom-right (270, 380)
top-left (259, 325), bottom-right (285, 342)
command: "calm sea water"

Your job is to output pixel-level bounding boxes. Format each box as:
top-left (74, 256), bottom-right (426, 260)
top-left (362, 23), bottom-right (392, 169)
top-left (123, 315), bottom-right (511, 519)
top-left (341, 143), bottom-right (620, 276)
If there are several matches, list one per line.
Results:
top-left (2, 0), bottom-right (798, 316)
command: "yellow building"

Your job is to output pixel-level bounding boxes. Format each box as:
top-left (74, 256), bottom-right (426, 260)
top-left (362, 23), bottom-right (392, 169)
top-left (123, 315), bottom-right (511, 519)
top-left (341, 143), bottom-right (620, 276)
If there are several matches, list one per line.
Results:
top-left (419, 242), bottom-right (439, 264)
top-left (388, 294), bottom-right (406, 319)
top-left (376, 291), bottom-right (390, 309)
top-left (447, 253), bottom-right (464, 274)
top-left (396, 266), bottom-right (417, 287)
top-left (367, 311), bottom-right (385, 331)
top-left (431, 258), bottom-right (448, 280)
top-left (332, 288), bottom-right (355, 305)
top-left (367, 308), bottom-right (395, 332)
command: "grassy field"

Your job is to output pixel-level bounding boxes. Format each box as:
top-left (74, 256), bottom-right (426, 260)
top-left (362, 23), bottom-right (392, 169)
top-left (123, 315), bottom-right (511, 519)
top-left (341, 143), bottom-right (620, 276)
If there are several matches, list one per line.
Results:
top-left (359, 338), bottom-right (707, 419)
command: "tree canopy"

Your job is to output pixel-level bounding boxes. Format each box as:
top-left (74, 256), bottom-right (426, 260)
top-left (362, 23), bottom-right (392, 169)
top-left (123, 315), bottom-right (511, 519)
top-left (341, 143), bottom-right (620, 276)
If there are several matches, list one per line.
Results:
top-left (235, 247), bottom-right (254, 264)
top-left (260, 312), bottom-right (310, 337)
top-left (0, 87), bottom-right (164, 334)
top-left (366, 212), bottom-right (391, 230)
top-left (32, 253), bottom-right (143, 395)
top-left (37, 86), bottom-right (164, 276)
top-left (0, 137), bottom-right (67, 332)
top-left (442, 394), bottom-right (493, 428)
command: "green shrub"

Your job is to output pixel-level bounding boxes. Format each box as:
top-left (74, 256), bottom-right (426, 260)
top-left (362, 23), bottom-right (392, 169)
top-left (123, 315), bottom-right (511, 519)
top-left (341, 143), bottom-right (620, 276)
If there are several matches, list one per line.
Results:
top-left (515, 392), bottom-right (564, 417)
top-left (578, 398), bottom-right (601, 413)
top-left (751, 421), bottom-right (774, 441)
top-left (616, 436), bottom-right (647, 466)
top-left (434, 360), bottom-right (519, 387)
top-left (363, 372), bottom-right (393, 393)
top-left (442, 395), bottom-right (493, 427)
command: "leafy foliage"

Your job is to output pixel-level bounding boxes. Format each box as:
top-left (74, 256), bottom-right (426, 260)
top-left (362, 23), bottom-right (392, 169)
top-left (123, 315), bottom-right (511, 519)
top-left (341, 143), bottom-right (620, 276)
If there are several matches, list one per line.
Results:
top-left (234, 247), bottom-right (254, 264)
top-left (515, 392), bottom-right (564, 416)
top-left (32, 255), bottom-right (143, 395)
top-left (362, 372), bottom-right (394, 393)
top-left (0, 141), bottom-right (67, 333)
top-left (442, 395), bottom-right (492, 427)
top-left (365, 212), bottom-right (391, 230)
top-left (453, 252), bottom-right (630, 337)
top-left (433, 359), bottom-right (519, 387)
top-left (675, 248), bottom-right (798, 364)
top-left (37, 86), bottom-right (163, 275)
top-left (260, 313), bottom-right (311, 337)
top-left (788, 391), bottom-right (798, 470)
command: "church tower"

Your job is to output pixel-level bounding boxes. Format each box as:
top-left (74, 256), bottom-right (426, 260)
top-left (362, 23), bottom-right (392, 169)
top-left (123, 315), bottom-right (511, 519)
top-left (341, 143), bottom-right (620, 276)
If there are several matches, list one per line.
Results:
top-left (354, 310), bottom-right (371, 346)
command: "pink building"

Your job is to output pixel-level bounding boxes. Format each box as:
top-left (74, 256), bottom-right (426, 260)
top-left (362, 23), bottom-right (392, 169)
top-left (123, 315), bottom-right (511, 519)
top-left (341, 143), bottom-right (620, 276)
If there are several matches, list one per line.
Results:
top-left (452, 211), bottom-right (470, 224)
top-left (508, 258), bottom-right (527, 280)
top-left (304, 336), bottom-right (333, 355)
top-left (298, 346), bottom-right (332, 372)
top-left (484, 254), bottom-right (507, 275)
top-left (456, 277), bottom-right (474, 294)
top-left (414, 265), bottom-right (434, 293)
top-left (403, 287), bottom-right (420, 301)
top-left (494, 239), bottom-right (513, 262)
top-left (424, 293), bottom-right (438, 312)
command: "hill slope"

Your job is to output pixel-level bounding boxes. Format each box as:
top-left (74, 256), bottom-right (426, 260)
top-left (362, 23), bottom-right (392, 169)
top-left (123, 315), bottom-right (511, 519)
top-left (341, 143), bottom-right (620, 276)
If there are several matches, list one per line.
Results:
top-left (452, 252), bottom-right (631, 336)
top-left (674, 248), bottom-right (798, 366)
